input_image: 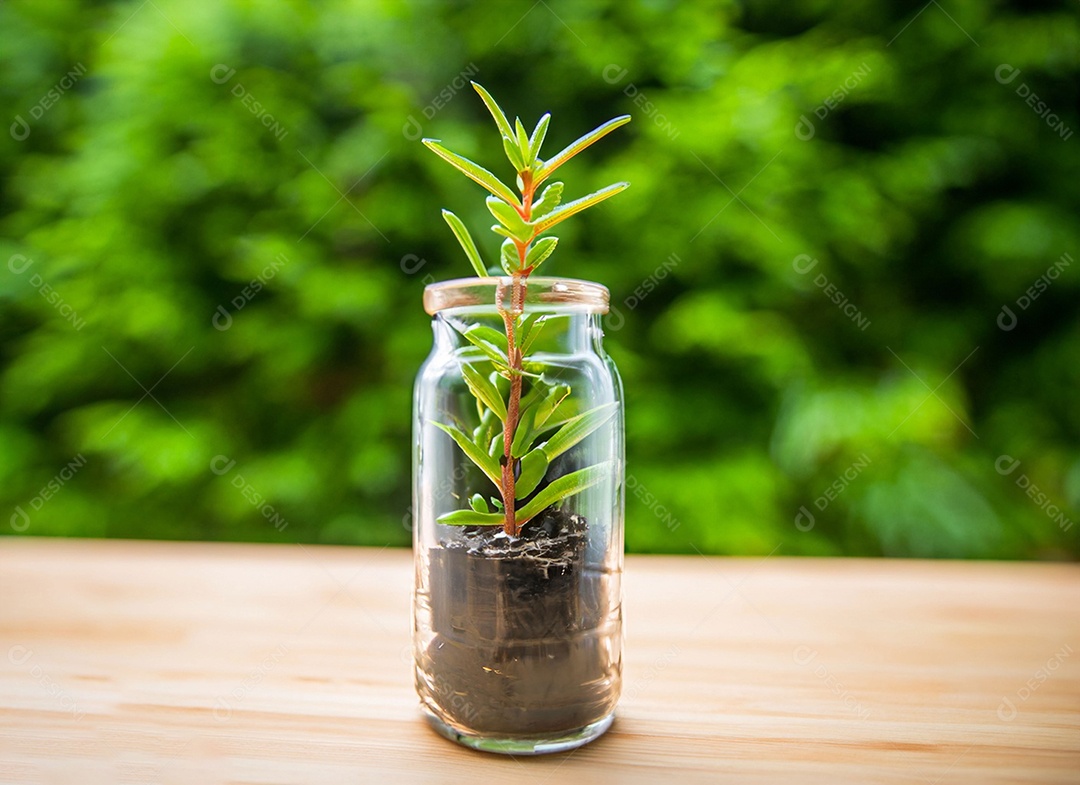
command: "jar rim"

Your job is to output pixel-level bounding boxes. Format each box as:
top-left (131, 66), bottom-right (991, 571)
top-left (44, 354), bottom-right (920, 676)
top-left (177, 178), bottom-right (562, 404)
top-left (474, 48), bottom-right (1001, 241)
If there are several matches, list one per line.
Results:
top-left (423, 276), bottom-right (610, 316)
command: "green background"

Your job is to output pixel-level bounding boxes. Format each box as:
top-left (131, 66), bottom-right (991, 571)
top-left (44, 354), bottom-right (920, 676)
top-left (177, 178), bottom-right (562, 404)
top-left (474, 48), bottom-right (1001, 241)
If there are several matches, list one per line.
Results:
top-left (1, 0), bottom-right (1077, 559)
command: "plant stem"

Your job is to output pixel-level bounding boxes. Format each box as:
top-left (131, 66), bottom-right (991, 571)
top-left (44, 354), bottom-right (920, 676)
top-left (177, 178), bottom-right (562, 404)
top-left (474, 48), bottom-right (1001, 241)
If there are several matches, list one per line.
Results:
top-left (498, 274), bottom-right (526, 536)
top-left (497, 170), bottom-right (537, 536)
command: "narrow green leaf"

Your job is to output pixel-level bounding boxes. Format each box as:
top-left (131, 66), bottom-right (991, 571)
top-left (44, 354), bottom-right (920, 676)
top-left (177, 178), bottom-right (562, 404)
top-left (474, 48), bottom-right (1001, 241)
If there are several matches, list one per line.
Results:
top-left (471, 82), bottom-right (515, 144)
top-left (514, 118), bottom-right (531, 165)
top-left (539, 402), bottom-right (618, 462)
top-left (531, 182), bottom-right (629, 234)
top-left (472, 408), bottom-right (497, 448)
top-left (438, 508), bottom-right (505, 526)
top-left (500, 238), bottom-right (519, 275)
top-left (511, 405), bottom-right (538, 457)
top-left (441, 210), bottom-right (487, 278)
top-left (470, 493), bottom-right (489, 513)
top-left (488, 433), bottom-right (501, 458)
top-left (528, 113), bottom-right (551, 162)
top-left (524, 236), bottom-right (558, 272)
top-left (517, 462), bottom-right (611, 523)
top-left (461, 324), bottom-right (509, 365)
top-left (515, 449), bottom-right (549, 498)
top-left (515, 314), bottom-right (541, 349)
top-left (535, 115), bottom-right (631, 185)
top-left (535, 384), bottom-right (571, 428)
top-left (531, 182), bottom-right (564, 219)
top-left (486, 196), bottom-right (532, 243)
top-left (520, 315), bottom-right (551, 357)
top-left (464, 324), bottom-right (506, 347)
top-left (502, 135), bottom-right (526, 171)
top-left (422, 139), bottom-right (521, 207)
top-left (431, 421), bottom-right (500, 486)
top-left (515, 374), bottom-right (550, 414)
top-left (511, 381), bottom-right (568, 458)
top-left (462, 362), bottom-right (507, 421)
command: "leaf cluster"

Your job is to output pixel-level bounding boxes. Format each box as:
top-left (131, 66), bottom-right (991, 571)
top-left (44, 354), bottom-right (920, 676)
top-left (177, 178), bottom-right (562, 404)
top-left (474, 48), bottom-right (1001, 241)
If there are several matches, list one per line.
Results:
top-left (424, 83), bottom-right (630, 277)
top-left (433, 316), bottom-right (617, 527)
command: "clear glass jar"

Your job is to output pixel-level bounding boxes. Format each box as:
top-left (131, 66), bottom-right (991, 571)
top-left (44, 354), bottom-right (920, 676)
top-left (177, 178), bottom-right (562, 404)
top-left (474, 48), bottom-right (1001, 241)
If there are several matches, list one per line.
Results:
top-left (412, 276), bottom-right (624, 755)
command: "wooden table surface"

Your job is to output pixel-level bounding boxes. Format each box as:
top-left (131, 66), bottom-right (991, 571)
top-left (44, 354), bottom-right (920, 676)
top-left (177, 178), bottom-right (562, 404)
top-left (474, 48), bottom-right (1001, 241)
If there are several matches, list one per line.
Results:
top-left (0, 538), bottom-right (1077, 784)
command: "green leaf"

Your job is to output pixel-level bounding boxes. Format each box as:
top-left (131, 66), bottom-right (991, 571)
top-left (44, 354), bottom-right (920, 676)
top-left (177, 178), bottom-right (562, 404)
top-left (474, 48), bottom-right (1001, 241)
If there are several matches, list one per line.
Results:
top-left (471, 82), bottom-right (515, 144)
top-left (534, 384), bottom-right (571, 429)
top-left (511, 405), bottom-right (538, 457)
top-left (528, 113), bottom-right (551, 163)
top-left (422, 139), bottom-right (521, 207)
top-left (438, 508), bottom-right (505, 526)
top-left (525, 236), bottom-right (558, 272)
top-left (515, 449), bottom-right (549, 498)
top-left (517, 462), bottom-right (611, 523)
top-left (511, 379), bottom-right (566, 456)
top-left (520, 315), bottom-right (551, 357)
top-left (531, 182), bottom-right (629, 234)
top-left (539, 402), bottom-right (618, 462)
top-left (515, 314), bottom-right (543, 349)
top-left (441, 210), bottom-right (487, 278)
top-left (486, 196), bottom-right (532, 243)
top-left (462, 362), bottom-right (507, 421)
top-left (431, 421), bottom-right (500, 487)
top-left (535, 115), bottom-right (631, 185)
top-left (470, 493), bottom-right (489, 513)
top-left (500, 238), bottom-right (519, 275)
top-left (472, 408), bottom-right (497, 447)
top-left (531, 182), bottom-right (563, 219)
top-left (502, 135), bottom-right (526, 171)
top-left (515, 118), bottom-right (531, 165)
top-left (461, 324), bottom-right (509, 366)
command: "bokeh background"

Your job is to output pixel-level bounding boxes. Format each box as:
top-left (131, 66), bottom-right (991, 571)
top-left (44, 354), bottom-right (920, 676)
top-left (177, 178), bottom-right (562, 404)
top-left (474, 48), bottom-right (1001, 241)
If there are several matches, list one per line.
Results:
top-left (1, 0), bottom-right (1077, 559)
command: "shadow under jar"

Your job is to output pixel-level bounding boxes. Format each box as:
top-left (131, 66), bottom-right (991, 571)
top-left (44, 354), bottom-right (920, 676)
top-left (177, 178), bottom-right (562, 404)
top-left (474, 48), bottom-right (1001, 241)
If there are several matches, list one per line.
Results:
top-left (412, 276), bottom-right (625, 755)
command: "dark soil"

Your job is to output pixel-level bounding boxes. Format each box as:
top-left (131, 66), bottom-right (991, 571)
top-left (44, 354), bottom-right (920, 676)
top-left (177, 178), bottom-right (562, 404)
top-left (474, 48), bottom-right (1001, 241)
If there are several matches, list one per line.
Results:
top-left (424, 507), bottom-right (616, 735)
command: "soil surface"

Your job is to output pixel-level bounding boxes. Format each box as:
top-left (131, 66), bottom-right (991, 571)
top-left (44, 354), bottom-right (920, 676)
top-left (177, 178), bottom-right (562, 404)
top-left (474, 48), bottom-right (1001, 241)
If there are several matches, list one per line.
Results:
top-left (423, 508), bottom-right (617, 735)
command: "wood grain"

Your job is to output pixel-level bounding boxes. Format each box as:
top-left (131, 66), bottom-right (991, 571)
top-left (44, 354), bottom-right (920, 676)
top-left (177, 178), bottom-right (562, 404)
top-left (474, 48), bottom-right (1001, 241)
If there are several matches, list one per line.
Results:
top-left (0, 538), bottom-right (1077, 784)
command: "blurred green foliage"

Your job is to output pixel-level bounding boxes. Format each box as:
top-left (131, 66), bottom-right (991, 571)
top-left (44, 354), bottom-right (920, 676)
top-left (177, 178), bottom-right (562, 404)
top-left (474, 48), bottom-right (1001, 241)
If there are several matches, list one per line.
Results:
top-left (1, 0), bottom-right (1077, 559)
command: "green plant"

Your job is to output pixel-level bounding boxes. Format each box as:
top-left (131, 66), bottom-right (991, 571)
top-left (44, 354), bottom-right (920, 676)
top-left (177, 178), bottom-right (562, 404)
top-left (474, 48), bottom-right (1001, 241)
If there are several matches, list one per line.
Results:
top-left (423, 82), bottom-right (630, 536)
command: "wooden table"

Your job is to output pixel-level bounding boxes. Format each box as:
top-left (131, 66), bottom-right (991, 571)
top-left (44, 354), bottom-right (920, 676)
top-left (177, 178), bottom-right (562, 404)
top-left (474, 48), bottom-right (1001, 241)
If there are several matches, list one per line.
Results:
top-left (1, 538), bottom-right (1077, 783)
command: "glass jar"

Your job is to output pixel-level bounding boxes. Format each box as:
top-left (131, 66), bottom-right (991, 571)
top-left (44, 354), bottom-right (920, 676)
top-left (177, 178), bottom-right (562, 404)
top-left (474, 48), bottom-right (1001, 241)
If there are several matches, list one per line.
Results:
top-left (411, 276), bottom-right (624, 755)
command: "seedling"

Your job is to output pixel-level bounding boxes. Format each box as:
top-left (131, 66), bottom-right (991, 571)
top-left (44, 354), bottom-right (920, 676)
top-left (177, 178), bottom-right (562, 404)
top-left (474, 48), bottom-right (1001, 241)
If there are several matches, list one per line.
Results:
top-left (423, 83), bottom-right (630, 536)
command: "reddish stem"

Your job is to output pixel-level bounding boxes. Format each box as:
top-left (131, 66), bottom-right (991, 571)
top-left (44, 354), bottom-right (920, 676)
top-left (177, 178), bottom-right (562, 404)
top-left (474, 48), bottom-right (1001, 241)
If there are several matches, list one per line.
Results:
top-left (497, 170), bottom-right (538, 536)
